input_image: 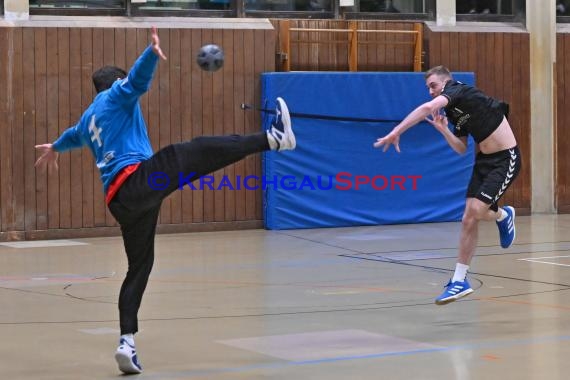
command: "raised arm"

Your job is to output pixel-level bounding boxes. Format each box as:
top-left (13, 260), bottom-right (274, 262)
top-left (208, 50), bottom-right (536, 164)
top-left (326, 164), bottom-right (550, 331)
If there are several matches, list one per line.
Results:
top-left (109, 26), bottom-right (167, 105)
top-left (35, 124), bottom-right (84, 171)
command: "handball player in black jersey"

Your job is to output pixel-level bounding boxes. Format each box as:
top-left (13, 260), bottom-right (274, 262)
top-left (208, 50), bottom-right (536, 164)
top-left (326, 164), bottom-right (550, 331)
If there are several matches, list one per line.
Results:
top-left (374, 65), bottom-right (521, 305)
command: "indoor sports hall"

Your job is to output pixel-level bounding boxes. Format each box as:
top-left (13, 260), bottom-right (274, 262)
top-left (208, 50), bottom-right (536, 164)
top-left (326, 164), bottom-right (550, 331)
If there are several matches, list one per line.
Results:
top-left (0, 1), bottom-right (569, 379)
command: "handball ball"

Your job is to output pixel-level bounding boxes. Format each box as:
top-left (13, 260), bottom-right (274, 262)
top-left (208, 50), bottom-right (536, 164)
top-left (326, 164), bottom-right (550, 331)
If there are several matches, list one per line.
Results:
top-left (196, 44), bottom-right (224, 72)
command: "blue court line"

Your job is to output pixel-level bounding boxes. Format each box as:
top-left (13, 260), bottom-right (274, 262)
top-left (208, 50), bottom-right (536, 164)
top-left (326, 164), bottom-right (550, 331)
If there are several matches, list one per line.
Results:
top-left (145, 334), bottom-right (570, 379)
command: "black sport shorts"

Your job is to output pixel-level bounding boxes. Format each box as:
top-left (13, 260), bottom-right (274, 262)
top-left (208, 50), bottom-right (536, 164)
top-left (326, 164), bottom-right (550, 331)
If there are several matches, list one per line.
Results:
top-left (466, 146), bottom-right (521, 211)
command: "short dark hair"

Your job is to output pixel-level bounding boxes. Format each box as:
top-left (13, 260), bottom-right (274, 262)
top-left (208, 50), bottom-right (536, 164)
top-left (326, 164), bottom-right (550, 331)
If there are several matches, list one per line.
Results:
top-left (92, 65), bottom-right (127, 93)
top-left (424, 65), bottom-right (453, 80)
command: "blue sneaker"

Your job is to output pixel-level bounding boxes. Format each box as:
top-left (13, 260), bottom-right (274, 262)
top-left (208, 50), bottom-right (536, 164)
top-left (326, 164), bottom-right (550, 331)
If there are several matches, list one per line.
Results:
top-left (267, 97), bottom-right (295, 151)
top-left (496, 206), bottom-right (516, 248)
top-left (435, 279), bottom-right (474, 305)
top-left (115, 338), bottom-right (142, 374)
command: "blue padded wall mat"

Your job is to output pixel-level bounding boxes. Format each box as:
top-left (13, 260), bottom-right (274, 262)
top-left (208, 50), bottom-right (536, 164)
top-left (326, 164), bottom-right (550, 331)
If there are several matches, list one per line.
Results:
top-left (261, 72), bottom-right (475, 230)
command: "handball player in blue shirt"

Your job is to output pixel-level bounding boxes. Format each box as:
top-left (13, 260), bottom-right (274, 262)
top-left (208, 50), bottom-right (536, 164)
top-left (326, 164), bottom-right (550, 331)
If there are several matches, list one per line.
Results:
top-left (35, 26), bottom-right (295, 374)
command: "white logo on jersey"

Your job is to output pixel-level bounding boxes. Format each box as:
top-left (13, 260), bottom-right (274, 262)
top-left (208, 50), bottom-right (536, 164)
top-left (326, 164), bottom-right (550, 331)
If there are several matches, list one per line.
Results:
top-left (97, 151), bottom-right (115, 169)
top-left (88, 115), bottom-right (103, 147)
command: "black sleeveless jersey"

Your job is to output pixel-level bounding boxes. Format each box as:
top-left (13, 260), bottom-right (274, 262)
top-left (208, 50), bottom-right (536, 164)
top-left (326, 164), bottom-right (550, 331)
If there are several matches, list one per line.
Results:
top-left (441, 80), bottom-right (508, 143)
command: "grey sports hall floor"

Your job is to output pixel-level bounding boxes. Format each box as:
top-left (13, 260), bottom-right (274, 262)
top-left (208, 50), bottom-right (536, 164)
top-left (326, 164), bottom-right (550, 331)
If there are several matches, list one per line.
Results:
top-left (1, 214), bottom-right (570, 379)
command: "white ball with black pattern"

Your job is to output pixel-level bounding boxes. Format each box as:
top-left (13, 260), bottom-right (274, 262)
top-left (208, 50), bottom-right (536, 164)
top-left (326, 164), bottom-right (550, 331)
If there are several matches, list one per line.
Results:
top-left (196, 44), bottom-right (224, 72)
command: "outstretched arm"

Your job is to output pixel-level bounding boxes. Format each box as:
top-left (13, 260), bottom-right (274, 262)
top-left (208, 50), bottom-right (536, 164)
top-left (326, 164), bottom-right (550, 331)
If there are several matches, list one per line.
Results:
top-left (373, 95), bottom-right (449, 152)
top-left (425, 113), bottom-right (468, 154)
top-left (35, 144), bottom-right (59, 172)
top-left (150, 26), bottom-right (167, 61)
top-left (110, 26), bottom-right (167, 103)
top-left (35, 124), bottom-right (85, 172)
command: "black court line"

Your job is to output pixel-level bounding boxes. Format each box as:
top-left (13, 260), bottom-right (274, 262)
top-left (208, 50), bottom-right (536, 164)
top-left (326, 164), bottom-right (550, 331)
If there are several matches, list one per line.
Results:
top-left (5, 285), bottom-right (570, 327)
top-left (2, 278), bottom-right (569, 327)
top-left (0, 275), bottom-right (116, 304)
top-left (340, 254), bottom-right (570, 288)
top-left (2, 232), bottom-right (569, 326)
top-left (0, 285), bottom-right (75, 299)
top-left (279, 231), bottom-right (570, 255)
top-left (277, 232), bottom-right (570, 288)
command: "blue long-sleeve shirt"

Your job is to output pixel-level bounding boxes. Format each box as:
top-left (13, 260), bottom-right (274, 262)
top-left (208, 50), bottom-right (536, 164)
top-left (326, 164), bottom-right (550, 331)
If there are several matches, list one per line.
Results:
top-left (52, 45), bottom-right (159, 194)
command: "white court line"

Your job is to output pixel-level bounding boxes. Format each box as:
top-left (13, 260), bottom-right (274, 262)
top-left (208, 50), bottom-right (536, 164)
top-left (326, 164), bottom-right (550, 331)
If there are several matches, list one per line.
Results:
top-left (518, 255), bottom-right (570, 267)
top-left (0, 240), bottom-right (88, 248)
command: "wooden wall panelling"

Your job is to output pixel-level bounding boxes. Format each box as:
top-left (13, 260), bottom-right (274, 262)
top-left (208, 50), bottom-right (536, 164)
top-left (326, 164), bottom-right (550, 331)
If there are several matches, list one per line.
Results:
top-left (297, 20), bottom-right (310, 71)
top-left (80, 28), bottom-right (94, 229)
top-left (253, 29), bottom-right (265, 220)
top-left (394, 22), bottom-right (409, 72)
top-left (35, 28), bottom-right (48, 231)
top-left (222, 28), bottom-right (236, 222)
top-left (0, 20), bottom-right (534, 237)
top-left (385, 21), bottom-right (396, 70)
top-left (212, 28), bottom-right (226, 223)
top-left (556, 34), bottom-right (562, 208)
top-left (190, 29), bottom-right (204, 224)
top-left (243, 28), bottom-right (256, 221)
top-left (316, 20), bottom-right (327, 71)
top-left (23, 28), bottom-right (37, 232)
top-left (272, 19), bottom-right (421, 72)
top-left (501, 32), bottom-right (515, 206)
top-left (362, 20), bottom-right (376, 71)
top-left (101, 28), bottom-right (116, 227)
top-left (179, 29), bottom-right (191, 224)
top-left (158, 28), bottom-right (172, 225)
top-left (336, 20), bottom-right (349, 71)
top-left (170, 29), bottom-right (183, 225)
top-left (485, 33), bottom-right (496, 97)
top-left (92, 28), bottom-right (106, 228)
top-left (0, 29), bottom-right (10, 232)
top-left (57, 28), bottom-right (71, 230)
top-left (556, 33), bottom-right (570, 211)
top-left (0, 29), bottom-right (27, 235)
top-left (262, 28), bottom-right (276, 218)
top-left (233, 30), bottom-right (247, 221)
top-left (69, 28), bottom-right (83, 229)
top-left (46, 28), bottom-right (60, 230)
top-left (0, 24), bottom-right (273, 240)
top-left (200, 28), bottom-right (215, 224)
top-left (13, 28), bottom-right (24, 233)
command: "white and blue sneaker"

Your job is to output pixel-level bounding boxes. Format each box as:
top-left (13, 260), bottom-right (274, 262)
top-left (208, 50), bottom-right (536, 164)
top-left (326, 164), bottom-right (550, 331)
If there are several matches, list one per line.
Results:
top-left (267, 97), bottom-right (296, 151)
top-left (115, 338), bottom-right (142, 374)
top-left (435, 279), bottom-right (474, 305)
top-left (496, 206), bottom-right (516, 248)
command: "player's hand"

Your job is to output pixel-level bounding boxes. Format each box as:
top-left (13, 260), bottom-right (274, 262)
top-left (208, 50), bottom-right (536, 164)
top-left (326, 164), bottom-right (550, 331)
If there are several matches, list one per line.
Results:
top-left (373, 131), bottom-right (401, 153)
top-left (425, 113), bottom-right (449, 133)
top-left (150, 26), bottom-right (167, 61)
top-left (34, 144), bottom-right (59, 172)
